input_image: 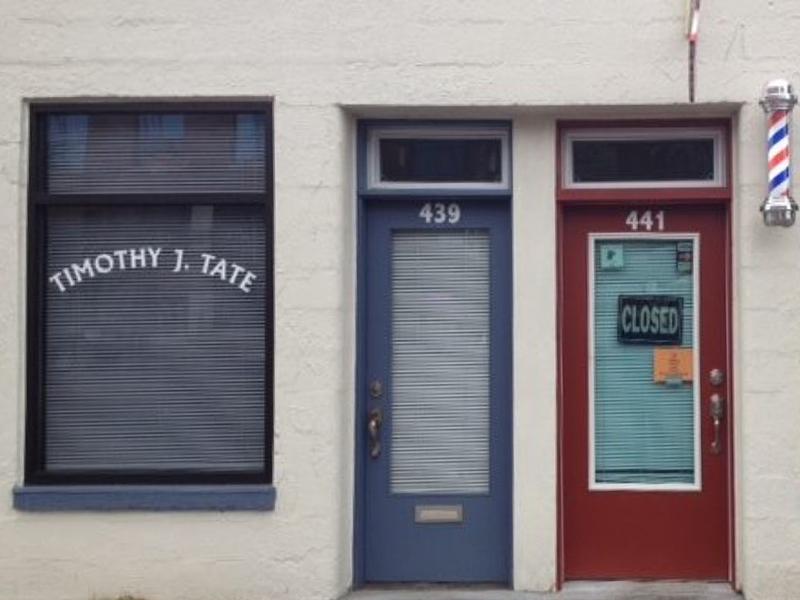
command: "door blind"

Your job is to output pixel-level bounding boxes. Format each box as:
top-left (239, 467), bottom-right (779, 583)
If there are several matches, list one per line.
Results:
top-left (43, 204), bottom-right (266, 473)
top-left (389, 230), bottom-right (490, 495)
top-left (593, 239), bottom-right (696, 485)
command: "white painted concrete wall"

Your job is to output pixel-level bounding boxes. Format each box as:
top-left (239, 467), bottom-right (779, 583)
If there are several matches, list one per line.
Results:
top-left (1, 1), bottom-right (800, 599)
top-left (513, 117), bottom-right (557, 592)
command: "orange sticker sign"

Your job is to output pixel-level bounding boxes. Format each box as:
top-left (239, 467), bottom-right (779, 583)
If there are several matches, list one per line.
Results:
top-left (653, 347), bottom-right (693, 383)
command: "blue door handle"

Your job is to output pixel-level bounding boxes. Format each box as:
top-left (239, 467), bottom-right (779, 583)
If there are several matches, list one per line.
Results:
top-left (368, 408), bottom-right (383, 459)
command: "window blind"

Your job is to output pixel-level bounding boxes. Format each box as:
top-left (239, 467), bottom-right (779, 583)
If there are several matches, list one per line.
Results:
top-left (43, 204), bottom-right (267, 473)
top-left (593, 239), bottom-right (695, 485)
top-left (389, 230), bottom-right (490, 495)
top-left (47, 113), bottom-right (266, 194)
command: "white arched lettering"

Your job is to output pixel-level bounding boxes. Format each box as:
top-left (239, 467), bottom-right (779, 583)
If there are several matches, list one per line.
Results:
top-left (94, 253), bottom-right (114, 274)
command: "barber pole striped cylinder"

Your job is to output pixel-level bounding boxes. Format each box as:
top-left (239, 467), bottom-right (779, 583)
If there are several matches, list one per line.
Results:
top-left (768, 109), bottom-right (792, 198)
top-left (760, 79), bottom-right (798, 226)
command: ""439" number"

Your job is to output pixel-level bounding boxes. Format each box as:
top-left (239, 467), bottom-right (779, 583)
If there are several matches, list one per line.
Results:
top-left (419, 202), bottom-right (461, 224)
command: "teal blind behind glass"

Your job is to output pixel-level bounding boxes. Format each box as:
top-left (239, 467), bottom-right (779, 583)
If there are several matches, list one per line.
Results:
top-left (593, 239), bottom-right (695, 485)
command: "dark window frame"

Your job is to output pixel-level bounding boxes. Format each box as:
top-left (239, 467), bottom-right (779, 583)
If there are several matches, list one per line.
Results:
top-left (25, 102), bottom-right (274, 486)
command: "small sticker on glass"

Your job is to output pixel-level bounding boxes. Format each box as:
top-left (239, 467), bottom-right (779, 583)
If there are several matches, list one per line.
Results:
top-left (600, 243), bottom-right (624, 270)
top-left (653, 347), bottom-right (694, 383)
top-left (676, 241), bottom-right (693, 274)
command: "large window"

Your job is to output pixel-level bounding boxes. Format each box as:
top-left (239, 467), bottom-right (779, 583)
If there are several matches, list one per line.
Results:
top-left (25, 105), bottom-right (273, 487)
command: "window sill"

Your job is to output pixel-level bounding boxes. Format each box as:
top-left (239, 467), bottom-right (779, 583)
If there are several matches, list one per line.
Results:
top-left (13, 484), bottom-right (276, 512)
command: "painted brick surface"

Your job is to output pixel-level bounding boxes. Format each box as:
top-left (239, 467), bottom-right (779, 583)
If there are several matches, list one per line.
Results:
top-left (0, 1), bottom-right (799, 599)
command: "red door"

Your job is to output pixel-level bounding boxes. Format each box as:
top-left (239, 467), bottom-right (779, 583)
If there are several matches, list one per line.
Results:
top-left (561, 204), bottom-right (731, 580)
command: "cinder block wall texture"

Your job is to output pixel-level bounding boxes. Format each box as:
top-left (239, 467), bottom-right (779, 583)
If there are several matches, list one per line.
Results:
top-left (1, 1), bottom-right (799, 599)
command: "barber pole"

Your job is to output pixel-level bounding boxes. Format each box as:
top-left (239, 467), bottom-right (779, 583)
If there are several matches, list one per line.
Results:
top-left (768, 109), bottom-right (791, 197)
top-left (760, 79), bottom-right (799, 226)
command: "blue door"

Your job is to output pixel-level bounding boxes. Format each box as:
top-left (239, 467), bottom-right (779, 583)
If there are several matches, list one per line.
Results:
top-left (363, 197), bottom-right (511, 582)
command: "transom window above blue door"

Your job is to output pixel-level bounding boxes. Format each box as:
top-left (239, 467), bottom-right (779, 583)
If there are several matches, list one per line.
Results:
top-left (362, 123), bottom-right (511, 193)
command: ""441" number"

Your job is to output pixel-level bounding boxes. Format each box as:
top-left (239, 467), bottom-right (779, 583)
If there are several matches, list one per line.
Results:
top-left (625, 210), bottom-right (665, 232)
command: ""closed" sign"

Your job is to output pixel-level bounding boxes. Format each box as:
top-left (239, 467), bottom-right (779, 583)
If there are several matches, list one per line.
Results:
top-left (617, 295), bottom-right (684, 345)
